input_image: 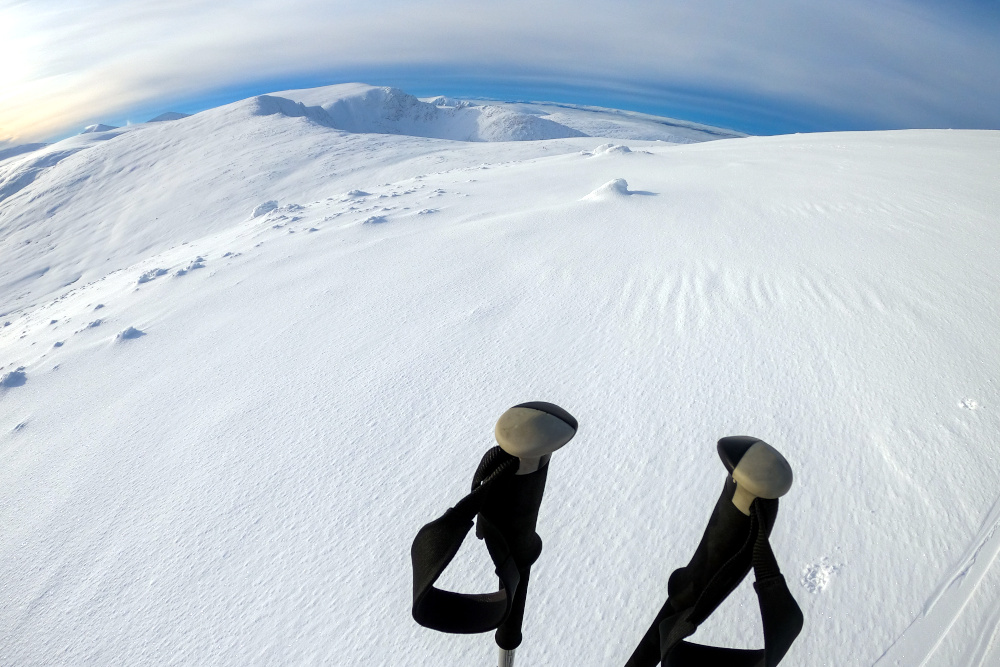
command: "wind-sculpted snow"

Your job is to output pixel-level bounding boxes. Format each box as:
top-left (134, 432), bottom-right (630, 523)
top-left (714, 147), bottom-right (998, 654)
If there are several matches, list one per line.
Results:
top-left (583, 177), bottom-right (634, 199)
top-left (0, 83), bottom-right (999, 667)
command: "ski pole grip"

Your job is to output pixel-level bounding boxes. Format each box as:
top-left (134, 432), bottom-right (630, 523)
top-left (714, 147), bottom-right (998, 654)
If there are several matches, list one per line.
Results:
top-left (495, 402), bottom-right (577, 474)
top-left (718, 437), bottom-right (793, 515)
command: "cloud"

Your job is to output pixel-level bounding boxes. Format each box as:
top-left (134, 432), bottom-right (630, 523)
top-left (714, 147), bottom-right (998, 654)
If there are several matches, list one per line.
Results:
top-left (2, 0), bottom-right (998, 144)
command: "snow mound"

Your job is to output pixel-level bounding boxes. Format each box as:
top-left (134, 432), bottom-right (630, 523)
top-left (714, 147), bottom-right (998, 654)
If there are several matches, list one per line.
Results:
top-left (266, 84), bottom-right (585, 142)
top-left (251, 201), bottom-right (279, 218)
top-left (116, 326), bottom-right (145, 341)
top-left (137, 268), bottom-right (169, 285)
top-left (82, 124), bottom-right (120, 134)
top-left (590, 143), bottom-right (632, 156)
top-left (1, 368), bottom-right (26, 388)
top-left (583, 178), bottom-right (633, 200)
top-left (148, 112), bottom-right (190, 123)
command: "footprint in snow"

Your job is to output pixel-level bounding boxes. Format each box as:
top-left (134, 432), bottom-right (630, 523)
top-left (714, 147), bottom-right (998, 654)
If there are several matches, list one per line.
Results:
top-left (363, 215), bottom-right (388, 225)
top-left (800, 557), bottom-right (841, 593)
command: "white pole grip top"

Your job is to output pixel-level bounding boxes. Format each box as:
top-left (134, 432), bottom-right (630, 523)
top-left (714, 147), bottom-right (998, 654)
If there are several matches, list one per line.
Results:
top-left (718, 436), bottom-right (793, 515)
top-left (494, 402), bottom-right (578, 473)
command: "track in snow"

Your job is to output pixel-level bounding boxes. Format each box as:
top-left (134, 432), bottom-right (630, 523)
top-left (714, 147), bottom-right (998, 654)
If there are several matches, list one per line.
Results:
top-left (874, 495), bottom-right (1000, 666)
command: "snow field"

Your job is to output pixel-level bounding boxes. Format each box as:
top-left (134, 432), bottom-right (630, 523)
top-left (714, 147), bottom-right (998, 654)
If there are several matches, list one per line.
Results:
top-left (1, 84), bottom-right (999, 666)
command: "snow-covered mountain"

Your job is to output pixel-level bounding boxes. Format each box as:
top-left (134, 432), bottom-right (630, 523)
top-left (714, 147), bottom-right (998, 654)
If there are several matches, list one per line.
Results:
top-left (0, 84), bottom-right (738, 316)
top-left (1, 83), bottom-right (998, 667)
top-left (268, 83), bottom-right (586, 141)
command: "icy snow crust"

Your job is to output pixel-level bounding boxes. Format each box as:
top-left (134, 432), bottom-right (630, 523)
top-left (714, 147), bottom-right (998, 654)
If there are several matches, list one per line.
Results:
top-left (1, 83), bottom-right (999, 666)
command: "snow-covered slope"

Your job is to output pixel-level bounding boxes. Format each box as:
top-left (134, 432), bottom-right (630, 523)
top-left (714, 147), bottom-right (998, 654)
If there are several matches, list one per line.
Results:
top-left (148, 112), bottom-right (190, 123)
top-left (0, 143), bottom-right (49, 164)
top-left (1, 84), bottom-right (999, 667)
top-left (457, 99), bottom-right (747, 143)
top-left (0, 84), bottom-right (734, 318)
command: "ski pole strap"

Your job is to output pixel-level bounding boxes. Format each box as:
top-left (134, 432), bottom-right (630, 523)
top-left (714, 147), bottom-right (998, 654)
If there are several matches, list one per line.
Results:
top-left (411, 447), bottom-right (522, 633)
top-left (657, 499), bottom-right (803, 667)
top-left (626, 486), bottom-right (803, 667)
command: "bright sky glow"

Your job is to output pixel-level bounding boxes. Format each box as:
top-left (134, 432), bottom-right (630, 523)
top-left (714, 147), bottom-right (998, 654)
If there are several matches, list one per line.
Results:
top-left (0, 6), bottom-right (34, 89)
top-left (1, 0), bottom-right (999, 146)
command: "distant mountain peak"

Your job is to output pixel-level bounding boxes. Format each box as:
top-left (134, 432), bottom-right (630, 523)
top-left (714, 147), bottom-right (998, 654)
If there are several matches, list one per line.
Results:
top-left (259, 84), bottom-right (586, 142)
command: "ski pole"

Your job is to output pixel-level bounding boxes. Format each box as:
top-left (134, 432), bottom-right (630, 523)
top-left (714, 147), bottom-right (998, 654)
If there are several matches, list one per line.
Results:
top-left (410, 402), bottom-right (577, 667)
top-left (483, 402), bottom-right (577, 667)
top-left (624, 436), bottom-right (802, 667)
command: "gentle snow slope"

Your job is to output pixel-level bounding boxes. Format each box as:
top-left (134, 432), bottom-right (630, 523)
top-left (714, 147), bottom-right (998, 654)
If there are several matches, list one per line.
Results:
top-left (1, 85), bottom-right (999, 667)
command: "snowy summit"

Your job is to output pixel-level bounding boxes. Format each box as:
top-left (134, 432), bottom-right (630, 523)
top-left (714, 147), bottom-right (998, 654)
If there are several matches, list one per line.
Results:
top-left (0, 83), bottom-right (998, 666)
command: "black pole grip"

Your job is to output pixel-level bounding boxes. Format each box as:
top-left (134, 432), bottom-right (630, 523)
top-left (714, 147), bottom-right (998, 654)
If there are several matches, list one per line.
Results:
top-left (478, 462), bottom-right (550, 650)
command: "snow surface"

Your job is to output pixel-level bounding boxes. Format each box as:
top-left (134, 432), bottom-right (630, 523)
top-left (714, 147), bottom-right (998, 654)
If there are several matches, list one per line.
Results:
top-left (1, 83), bottom-right (999, 666)
top-left (148, 112), bottom-right (190, 123)
top-left (81, 124), bottom-right (120, 134)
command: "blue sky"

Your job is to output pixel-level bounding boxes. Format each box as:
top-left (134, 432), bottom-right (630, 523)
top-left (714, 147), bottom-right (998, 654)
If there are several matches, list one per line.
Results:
top-left (2, 0), bottom-right (999, 146)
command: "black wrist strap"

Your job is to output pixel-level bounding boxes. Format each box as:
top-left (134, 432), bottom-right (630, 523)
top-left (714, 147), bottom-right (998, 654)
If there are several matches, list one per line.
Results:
top-left (410, 447), bottom-right (521, 633)
top-left (656, 501), bottom-right (804, 667)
